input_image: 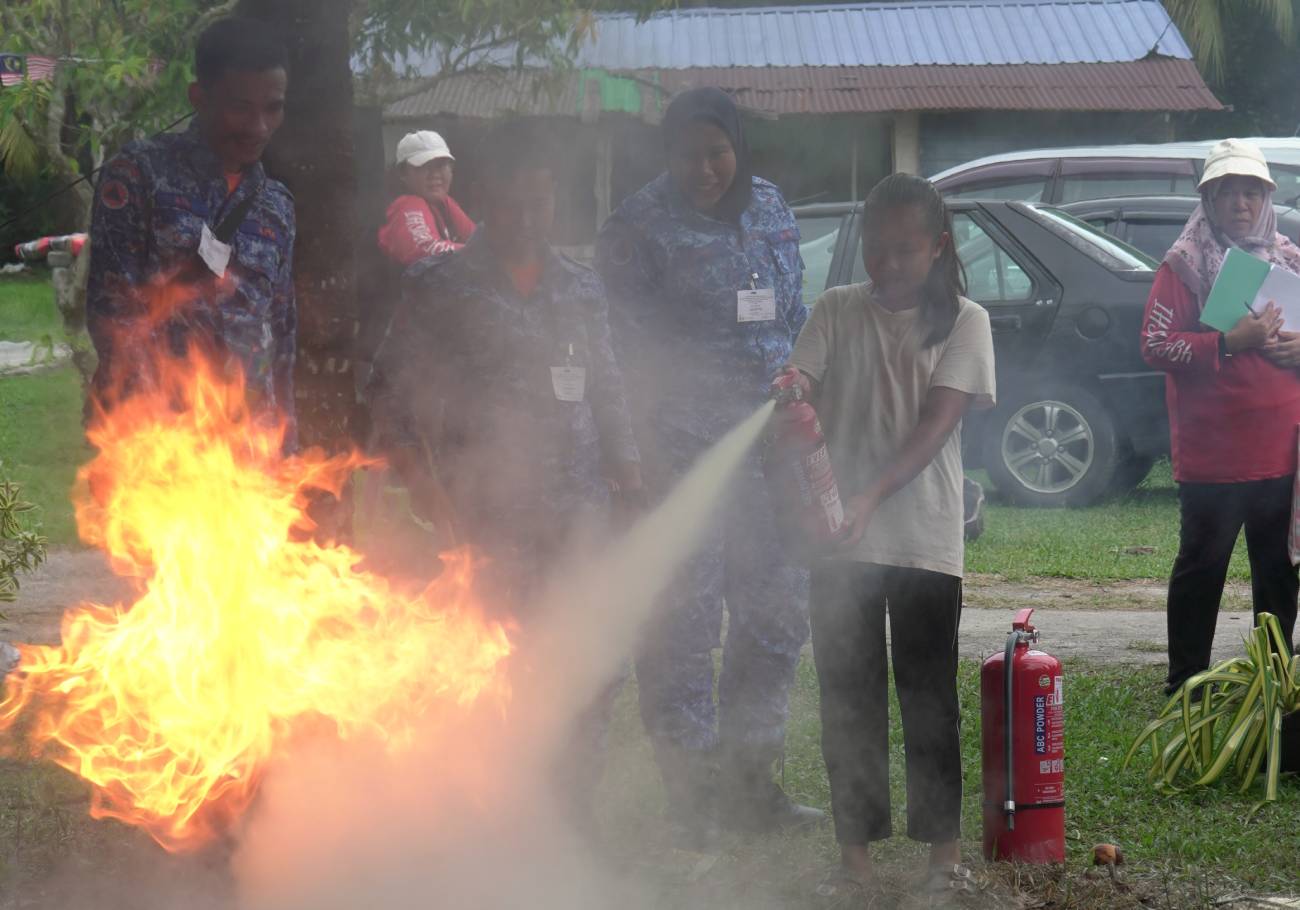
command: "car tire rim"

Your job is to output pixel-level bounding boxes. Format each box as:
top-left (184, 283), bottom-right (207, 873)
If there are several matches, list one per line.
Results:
top-left (1001, 400), bottom-right (1095, 495)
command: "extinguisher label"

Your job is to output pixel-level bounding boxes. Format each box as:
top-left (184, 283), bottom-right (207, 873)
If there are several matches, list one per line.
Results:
top-left (1034, 695), bottom-right (1048, 754)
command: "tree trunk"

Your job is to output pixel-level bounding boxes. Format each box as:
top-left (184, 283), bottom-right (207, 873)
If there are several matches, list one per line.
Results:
top-left (236, 0), bottom-right (360, 539)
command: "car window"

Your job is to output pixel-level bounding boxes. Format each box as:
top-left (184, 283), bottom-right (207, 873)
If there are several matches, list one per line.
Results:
top-left (1272, 165), bottom-right (1300, 207)
top-left (951, 214), bottom-right (1033, 304)
top-left (946, 179), bottom-right (1050, 202)
top-left (1058, 158), bottom-right (1197, 203)
top-left (1123, 218), bottom-right (1184, 261)
top-left (936, 160), bottom-right (1054, 203)
top-left (1022, 204), bottom-right (1157, 271)
top-left (799, 223), bottom-right (841, 298)
top-left (1059, 174), bottom-right (1197, 202)
top-left (849, 212), bottom-right (1034, 305)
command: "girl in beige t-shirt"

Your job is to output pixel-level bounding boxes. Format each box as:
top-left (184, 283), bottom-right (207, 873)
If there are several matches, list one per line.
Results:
top-left (785, 174), bottom-right (995, 901)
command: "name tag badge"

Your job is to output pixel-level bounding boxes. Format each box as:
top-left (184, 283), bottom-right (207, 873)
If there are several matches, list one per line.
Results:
top-left (737, 288), bottom-right (777, 323)
top-left (551, 366), bottom-right (586, 402)
top-left (199, 223), bottom-right (232, 278)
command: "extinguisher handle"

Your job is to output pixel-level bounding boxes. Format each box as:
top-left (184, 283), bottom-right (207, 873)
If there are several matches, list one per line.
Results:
top-left (1011, 608), bottom-right (1035, 633)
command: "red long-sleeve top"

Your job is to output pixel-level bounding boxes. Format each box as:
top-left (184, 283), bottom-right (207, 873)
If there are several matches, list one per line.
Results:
top-left (1141, 263), bottom-right (1300, 483)
top-left (377, 194), bottom-right (476, 266)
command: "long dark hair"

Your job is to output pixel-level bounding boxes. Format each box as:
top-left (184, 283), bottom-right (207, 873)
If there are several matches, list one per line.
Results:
top-left (862, 174), bottom-right (966, 348)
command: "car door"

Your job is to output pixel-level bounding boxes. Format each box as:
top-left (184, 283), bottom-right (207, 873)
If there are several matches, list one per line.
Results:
top-left (845, 204), bottom-right (1060, 355)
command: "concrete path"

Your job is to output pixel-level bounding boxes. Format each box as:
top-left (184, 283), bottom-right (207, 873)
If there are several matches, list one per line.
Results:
top-left (2, 550), bottom-right (1256, 668)
top-left (0, 339), bottom-right (72, 375)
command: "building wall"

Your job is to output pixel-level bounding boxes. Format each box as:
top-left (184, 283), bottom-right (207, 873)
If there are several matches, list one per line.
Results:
top-left (919, 111), bottom-right (1176, 177)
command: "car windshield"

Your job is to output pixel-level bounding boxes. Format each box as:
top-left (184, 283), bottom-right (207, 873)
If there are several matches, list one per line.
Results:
top-left (1018, 204), bottom-right (1158, 272)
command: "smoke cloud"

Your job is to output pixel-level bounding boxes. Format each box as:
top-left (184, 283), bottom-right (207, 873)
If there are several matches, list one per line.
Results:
top-left (228, 402), bottom-right (777, 910)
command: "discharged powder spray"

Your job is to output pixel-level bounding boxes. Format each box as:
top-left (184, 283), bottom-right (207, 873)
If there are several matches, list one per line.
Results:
top-left (231, 400), bottom-right (780, 910)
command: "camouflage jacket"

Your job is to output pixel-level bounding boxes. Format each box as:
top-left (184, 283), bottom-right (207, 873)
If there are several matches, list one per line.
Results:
top-left (596, 174), bottom-right (807, 443)
top-left (86, 120), bottom-right (296, 430)
top-left (370, 229), bottom-right (639, 549)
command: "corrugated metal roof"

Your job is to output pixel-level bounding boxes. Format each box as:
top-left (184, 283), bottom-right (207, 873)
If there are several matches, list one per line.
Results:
top-left (386, 58), bottom-right (1221, 120)
top-left (406, 0), bottom-right (1194, 75)
top-left (664, 60), bottom-right (1221, 111)
top-left (574, 1), bottom-right (1191, 68)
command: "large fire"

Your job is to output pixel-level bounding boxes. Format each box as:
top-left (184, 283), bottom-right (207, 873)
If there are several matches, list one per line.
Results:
top-left (0, 353), bottom-right (511, 852)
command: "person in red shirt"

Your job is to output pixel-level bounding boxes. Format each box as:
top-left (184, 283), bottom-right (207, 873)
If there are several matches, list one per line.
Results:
top-left (376, 130), bottom-right (475, 266)
top-left (1141, 138), bottom-right (1300, 695)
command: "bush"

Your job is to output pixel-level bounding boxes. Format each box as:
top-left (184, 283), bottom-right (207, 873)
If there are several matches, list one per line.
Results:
top-left (0, 461), bottom-right (47, 603)
top-left (0, 170), bottom-right (66, 265)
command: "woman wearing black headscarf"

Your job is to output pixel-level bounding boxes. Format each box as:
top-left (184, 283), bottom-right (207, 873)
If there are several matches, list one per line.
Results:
top-left (596, 88), bottom-right (817, 846)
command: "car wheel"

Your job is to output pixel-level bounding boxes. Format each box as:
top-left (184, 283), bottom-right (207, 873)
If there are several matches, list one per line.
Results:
top-left (1110, 454), bottom-right (1156, 496)
top-left (982, 383), bottom-right (1119, 507)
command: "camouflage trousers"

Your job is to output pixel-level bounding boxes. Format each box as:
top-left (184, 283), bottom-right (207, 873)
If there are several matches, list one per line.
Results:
top-left (636, 436), bottom-right (810, 761)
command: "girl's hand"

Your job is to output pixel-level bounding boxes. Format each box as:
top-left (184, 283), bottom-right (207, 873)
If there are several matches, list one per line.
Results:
top-left (839, 493), bottom-right (880, 548)
top-left (776, 365), bottom-right (813, 398)
top-left (1226, 302), bottom-right (1283, 353)
top-left (1263, 330), bottom-right (1300, 368)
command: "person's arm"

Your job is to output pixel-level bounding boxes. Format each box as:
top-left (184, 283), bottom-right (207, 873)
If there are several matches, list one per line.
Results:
top-left (367, 291), bottom-right (461, 540)
top-left (595, 217), bottom-right (662, 362)
top-left (86, 152), bottom-right (152, 392)
top-left (442, 195), bottom-right (477, 245)
top-left (840, 386), bottom-right (972, 546)
top-left (584, 275), bottom-right (642, 492)
top-left (271, 211), bottom-right (298, 450)
top-left (1142, 264), bottom-right (1280, 373)
top-left (378, 197), bottom-right (460, 266)
top-left (784, 288), bottom-right (835, 401)
top-left (775, 209), bottom-right (809, 339)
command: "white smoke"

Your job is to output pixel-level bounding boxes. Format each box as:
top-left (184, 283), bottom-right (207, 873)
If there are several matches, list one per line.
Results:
top-left (229, 402), bottom-right (778, 910)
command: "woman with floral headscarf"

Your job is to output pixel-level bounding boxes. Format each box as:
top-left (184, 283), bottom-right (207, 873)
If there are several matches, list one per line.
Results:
top-left (1141, 138), bottom-right (1300, 697)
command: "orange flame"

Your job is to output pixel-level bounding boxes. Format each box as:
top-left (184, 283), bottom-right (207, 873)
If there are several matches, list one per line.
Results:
top-left (0, 353), bottom-right (511, 852)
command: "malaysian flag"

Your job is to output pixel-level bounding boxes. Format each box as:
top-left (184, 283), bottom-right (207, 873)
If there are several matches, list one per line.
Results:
top-left (23, 55), bottom-right (57, 82)
top-left (0, 54), bottom-right (24, 87)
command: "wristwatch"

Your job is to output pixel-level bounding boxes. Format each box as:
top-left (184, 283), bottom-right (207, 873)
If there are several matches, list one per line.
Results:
top-left (1218, 332), bottom-right (1232, 358)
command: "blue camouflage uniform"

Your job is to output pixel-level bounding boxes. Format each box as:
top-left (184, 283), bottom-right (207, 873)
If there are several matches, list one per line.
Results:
top-left (596, 172), bottom-right (809, 761)
top-left (87, 120), bottom-right (297, 435)
top-left (370, 228), bottom-right (640, 600)
top-left (370, 229), bottom-right (640, 815)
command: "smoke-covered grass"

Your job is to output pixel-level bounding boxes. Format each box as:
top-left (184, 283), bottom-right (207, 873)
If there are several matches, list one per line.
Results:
top-left (0, 659), bottom-right (1295, 908)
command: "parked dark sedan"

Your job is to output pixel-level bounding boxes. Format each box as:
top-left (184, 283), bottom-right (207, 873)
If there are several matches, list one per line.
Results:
top-left (795, 200), bottom-right (1163, 507)
top-left (1059, 195), bottom-right (1300, 262)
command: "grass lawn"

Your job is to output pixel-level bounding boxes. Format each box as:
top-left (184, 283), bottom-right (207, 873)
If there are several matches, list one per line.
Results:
top-left (0, 366), bottom-right (88, 547)
top-left (1, 658), bottom-right (1294, 907)
top-left (0, 277), bottom-right (88, 546)
top-left (967, 462), bottom-right (1252, 583)
top-left (0, 274), bottom-right (67, 345)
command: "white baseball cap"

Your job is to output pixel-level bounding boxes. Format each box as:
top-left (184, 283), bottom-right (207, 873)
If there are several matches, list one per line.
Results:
top-left (396, 130), bottom-right (455, 167)
top-left (1198, 138), bottom-right (1276, 190)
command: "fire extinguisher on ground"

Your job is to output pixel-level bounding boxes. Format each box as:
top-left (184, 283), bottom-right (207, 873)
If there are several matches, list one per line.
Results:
top-left (762, 369), bottom-right (845, 551)
top-left (981, 608), bottom-right (1065, 863)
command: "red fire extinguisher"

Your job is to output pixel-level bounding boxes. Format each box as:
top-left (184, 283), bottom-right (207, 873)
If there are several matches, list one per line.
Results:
top-left (981, 608), bottom-right (1065, 863)
top-left (762, 369), bottom-right (845, 550)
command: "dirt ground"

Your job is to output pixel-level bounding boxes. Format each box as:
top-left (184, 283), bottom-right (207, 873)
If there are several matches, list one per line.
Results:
top-left (1, 549), bottom-right (1256, 668)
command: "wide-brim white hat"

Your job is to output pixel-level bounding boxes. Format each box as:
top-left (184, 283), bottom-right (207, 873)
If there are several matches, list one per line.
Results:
top-left (1198, 138), bottom-right (1276, 190)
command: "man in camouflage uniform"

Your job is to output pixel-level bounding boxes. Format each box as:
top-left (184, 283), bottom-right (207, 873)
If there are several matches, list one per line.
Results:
top-left (596, 87), bottom-right (819, 844)
top-left (370, 120), bottom-right (642, 832)
top-left (87, 20), bottom-right (295, 438)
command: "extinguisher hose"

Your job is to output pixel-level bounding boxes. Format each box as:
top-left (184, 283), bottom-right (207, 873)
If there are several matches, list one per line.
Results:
top-left (1003, 629), bottom-right (1020, 831)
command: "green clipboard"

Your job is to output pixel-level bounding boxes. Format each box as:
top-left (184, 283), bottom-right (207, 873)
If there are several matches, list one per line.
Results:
top-left (1199, 247), bottom-right (1272, 333)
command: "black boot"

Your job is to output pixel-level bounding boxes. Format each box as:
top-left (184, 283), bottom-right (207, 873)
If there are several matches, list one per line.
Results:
top-left (656, 745), bottom-right (722, 851)
top-left (720, 751), bottom-right (825, 834)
